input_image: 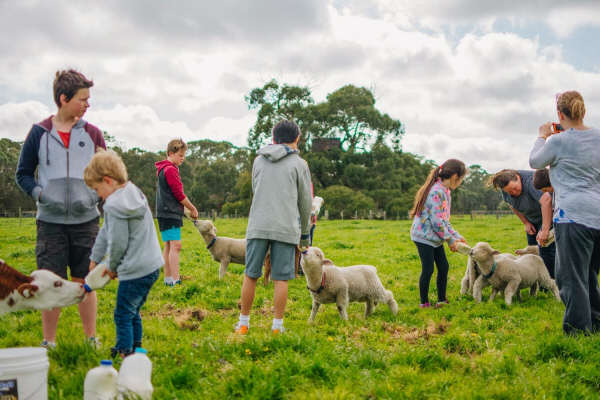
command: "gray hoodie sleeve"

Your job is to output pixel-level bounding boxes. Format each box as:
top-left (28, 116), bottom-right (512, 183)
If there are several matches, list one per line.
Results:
top-left (297, 162), bottom-right (312, 237)
top-left (90, 222), bottom-right (108, 263)
top-left (105, 213), bottom-right (130, 273)
top-left (529, 137), bottom-right (557, 169)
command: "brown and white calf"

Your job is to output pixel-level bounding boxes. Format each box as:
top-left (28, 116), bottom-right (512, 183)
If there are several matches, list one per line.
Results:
top-left (0, 259), bottom-right (86, 315)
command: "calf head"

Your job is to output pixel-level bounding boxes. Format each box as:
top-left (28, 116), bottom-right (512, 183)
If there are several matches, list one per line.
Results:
top-left (23, 269), bottom-right (86, 311)
top-left (1, 260), bottom-right (85, 314)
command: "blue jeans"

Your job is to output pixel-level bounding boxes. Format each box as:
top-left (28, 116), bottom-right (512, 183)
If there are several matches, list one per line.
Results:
top-left (114, 269), bottom-right (159, 352)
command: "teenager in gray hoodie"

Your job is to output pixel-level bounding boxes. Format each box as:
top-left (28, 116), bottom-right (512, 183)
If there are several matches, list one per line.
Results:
top-left (15, 69), bottom-right (105, 349)
top-left (236, 120), bottom-right (312, 334)
top-left (84, 150), bottom-right (163, 356)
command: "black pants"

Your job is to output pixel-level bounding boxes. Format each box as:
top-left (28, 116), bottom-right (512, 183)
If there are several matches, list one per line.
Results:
top-left (36, 217), bottom-right (99, 279)
top-left (554, 223), bottom-right (600, 334)
top-left (415, 241), bottom-right (449, 304)
top-left (526, 225), bottom-right (556, 279)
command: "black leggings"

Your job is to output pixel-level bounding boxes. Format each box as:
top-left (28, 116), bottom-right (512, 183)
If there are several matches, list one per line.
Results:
top-left (415, 241), bottom-right (449, 304)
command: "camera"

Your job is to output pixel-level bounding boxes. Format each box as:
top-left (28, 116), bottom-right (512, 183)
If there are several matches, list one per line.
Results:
top-left (552, 123), bottom-right (564, 133)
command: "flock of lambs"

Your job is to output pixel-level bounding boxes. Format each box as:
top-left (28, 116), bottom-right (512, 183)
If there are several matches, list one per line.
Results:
top-left (190, 201), bottom-right (561, 322)
top-left (1, 198), bottom-right (561, 322)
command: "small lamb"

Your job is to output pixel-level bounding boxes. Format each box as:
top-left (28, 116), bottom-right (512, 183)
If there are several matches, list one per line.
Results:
top-left (300, 247), bottom-right (398, 321)
top-left (458, 242), bottom-right (523, 296)
top-left (468, 242), bottom-right (560, 305)
top-left (190, 219), bottom-right (246, 280)
top-left (458, 242), bottom-right (479, 296)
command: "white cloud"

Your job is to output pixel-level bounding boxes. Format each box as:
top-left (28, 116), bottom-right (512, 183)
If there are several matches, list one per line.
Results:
top-left (546, 5), bottom-right (600, 38)
top-left (0, 102), bottom-right (51, 141)
top-left (86, 105), bottom-right (199, 152)
top-left (2, 1), bottom-right (600, 176)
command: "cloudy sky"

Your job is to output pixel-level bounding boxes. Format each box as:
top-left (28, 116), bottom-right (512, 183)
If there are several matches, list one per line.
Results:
top-left (2, 0), bottom-right (600, 172)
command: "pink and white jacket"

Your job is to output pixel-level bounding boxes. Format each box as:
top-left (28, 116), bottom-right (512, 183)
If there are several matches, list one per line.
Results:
top-left (410, 180), bottom-right (463, 247)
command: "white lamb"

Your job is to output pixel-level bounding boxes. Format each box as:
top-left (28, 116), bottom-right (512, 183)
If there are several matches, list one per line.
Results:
top-left (189, 218), bottom-right (246, 280)
top-left (458, 243), bottom-right (520, 297)
top-left (300, 247), bottom-right (398, 321)
top-left (466, 242), bottom-right (560, 305)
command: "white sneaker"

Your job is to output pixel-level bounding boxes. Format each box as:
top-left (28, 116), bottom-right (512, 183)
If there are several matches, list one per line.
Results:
top-left (272, 326), bottom-right (285, 334)
top-left (87, 336), bottom-right (101, 349)
top-left (41, 340), bottom-right (56, 349)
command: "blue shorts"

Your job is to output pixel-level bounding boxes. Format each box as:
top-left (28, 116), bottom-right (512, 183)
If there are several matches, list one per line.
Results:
top-left (246, 239), bottom-right (296, 281)
top-left (160, 227), bottom-right (181, 242)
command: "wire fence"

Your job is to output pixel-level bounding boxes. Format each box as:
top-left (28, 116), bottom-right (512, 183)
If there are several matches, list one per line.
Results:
top-left (1, 208), bottom-right (513, 221)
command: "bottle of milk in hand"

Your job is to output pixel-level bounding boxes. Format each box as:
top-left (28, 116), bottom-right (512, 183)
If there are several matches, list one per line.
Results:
top-left (84, 263), bottom-right (112, 292)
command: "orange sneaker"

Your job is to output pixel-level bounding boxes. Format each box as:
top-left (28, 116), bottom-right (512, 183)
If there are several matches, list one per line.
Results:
top-left (235, 324), bottom-right (249, 335)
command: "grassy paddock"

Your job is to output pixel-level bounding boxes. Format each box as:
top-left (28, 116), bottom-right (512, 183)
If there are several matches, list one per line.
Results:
top-left (1, 216), bottom-right (598, 399)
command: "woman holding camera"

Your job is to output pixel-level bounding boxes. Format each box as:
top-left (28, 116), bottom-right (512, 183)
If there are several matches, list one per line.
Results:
top-left (530, 91), bottom-right (600, 335)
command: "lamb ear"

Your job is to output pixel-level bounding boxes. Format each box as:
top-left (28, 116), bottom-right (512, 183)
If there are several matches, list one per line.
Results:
top-left (17, 283), bottom-right (39, 298)
top-left (492, 250), bottom-right (501, 255)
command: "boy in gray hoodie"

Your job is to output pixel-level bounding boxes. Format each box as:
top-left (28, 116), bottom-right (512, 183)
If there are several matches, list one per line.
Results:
top-left (84, 150), bottom-right (163, 357)
top-left (236, 120), bottom-right (312, 334)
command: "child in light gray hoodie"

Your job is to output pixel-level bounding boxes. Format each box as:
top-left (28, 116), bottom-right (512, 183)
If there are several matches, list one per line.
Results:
top-left (236, 120), bottom-right (312, 334)
top-left (84, 150), bottom-right (163, 357)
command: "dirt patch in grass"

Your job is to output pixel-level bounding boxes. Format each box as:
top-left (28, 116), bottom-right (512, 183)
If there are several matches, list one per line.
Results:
top-left (383, 319), bottom-right (449, 343)
top-left (147, 304), bottom-right (207, 330)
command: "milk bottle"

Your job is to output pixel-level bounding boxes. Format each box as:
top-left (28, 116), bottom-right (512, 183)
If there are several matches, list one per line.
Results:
top-left (83, 360), bottom-right (118, 400)
top-left (117, 348), bottom-right (153, 400)
top-left (84, 263), bottom-right (112, 292)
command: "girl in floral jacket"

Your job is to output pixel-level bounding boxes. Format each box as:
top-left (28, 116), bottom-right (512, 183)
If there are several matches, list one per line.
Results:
top-left (410, 159), bottom-right (468, 308)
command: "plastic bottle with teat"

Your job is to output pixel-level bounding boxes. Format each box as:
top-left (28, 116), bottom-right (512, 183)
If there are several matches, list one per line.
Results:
top-left (117, 348), bottom-right (153, 400)
top-left (84, 263), bottom-right (112, 292)
top-left (83, 359), bottom-right (118, 400)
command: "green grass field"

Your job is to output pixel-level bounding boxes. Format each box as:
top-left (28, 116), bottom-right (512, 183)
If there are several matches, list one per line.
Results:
top-left (1, 216), bottom-right (599, 399)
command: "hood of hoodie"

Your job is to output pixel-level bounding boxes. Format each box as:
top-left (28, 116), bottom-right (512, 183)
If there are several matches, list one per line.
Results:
top-left (103, 182), bottom-right (147, 219)
top-left (155, 159), bottom-right (176, 175)
top-left (257, 144), bottom-right (299, 162)
top-left (38, 115), bottom-right (88, 132)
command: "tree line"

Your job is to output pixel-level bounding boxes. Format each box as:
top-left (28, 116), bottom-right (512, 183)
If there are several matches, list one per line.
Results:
top-left (0, 81), bottom-right (503, 218)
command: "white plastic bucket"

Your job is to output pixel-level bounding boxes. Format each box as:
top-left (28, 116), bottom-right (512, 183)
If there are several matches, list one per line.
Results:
top-left (0, 347), bottom-right (49, 400)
